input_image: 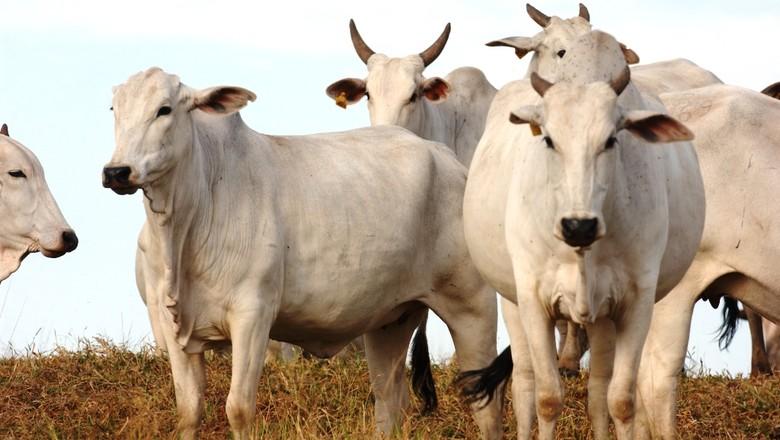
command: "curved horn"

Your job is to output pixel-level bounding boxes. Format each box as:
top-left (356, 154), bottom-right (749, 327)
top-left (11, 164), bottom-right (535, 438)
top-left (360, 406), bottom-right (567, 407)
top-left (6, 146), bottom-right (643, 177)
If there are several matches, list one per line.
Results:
top-left (579, 3), bottom-right (590, 22)
top-left (609, 66), bottom-right (631, 95)
top-left (530, 72), bottom-right (554, 97)
top-left (349, 19), bottom-right (376, 65)
top-left (526, 4), bottom-right (551, 28)
top-left (419, 23), bottom-right (451, 67)
top-left (0, 124), bottom-right (7, 137)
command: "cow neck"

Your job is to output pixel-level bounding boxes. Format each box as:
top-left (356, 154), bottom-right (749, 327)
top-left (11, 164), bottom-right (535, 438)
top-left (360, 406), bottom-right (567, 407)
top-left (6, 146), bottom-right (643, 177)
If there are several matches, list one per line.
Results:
top-left (410, 99), bottom-right (453, 154)
top-left (141, 114), bottom-right (227, 348)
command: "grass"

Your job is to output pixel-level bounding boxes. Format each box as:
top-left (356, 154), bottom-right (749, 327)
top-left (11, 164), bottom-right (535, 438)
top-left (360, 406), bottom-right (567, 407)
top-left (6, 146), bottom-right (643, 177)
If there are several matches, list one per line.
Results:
top-left (0, 338), bottom-right (778, 439)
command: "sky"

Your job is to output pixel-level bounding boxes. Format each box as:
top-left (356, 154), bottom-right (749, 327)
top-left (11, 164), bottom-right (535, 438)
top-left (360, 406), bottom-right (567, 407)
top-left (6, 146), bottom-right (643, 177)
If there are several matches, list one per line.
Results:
top-left (0, 0), bottom-right (778, 375)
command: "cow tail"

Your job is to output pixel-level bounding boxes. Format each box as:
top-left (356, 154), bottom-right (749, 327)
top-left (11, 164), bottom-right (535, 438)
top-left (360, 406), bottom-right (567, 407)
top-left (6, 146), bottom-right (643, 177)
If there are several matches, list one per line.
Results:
top-left (410, 320), bottom-right (438, 414)
top-left (717, 297), bottom-right (741, 350)
top-left (456, 346), bottom-right (512, 408)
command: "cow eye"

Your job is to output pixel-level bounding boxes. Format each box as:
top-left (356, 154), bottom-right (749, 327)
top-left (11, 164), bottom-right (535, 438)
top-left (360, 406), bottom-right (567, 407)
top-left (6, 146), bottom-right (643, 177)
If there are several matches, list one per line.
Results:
top-left (156, 106), bottom-right (172, 117)
top-left (543, 136), bottom-right (555, 150)
top-left (9, 170), bottom-right (26, 178)
top-left (364, 92), bottom-right (370, 100)
top-left (605, 136), bottom-right (617, 150)
top-left (557, 49), bottom-right (566, 58)
top-left (409, 92), bottom-right (418, 103)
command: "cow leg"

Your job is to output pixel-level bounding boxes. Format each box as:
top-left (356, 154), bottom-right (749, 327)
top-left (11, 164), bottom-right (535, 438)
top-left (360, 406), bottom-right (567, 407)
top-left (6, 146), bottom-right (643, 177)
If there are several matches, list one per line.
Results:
top-left (226, 309), bottom-right (274, 440)
top-left (609, 290), bottom-right (654, 440)
top-left (585, 318), bottom-right (616, 440)
top-left (161, 324), bottom-right (206, 439)
top-left (558, 321), bottom-right (585, 376)
top-left (502, 298), bottom-right (536, 440)
top-left (364, 307), bottom-right (427, 436)
top-left (744, 306), bottom-right (771, 376)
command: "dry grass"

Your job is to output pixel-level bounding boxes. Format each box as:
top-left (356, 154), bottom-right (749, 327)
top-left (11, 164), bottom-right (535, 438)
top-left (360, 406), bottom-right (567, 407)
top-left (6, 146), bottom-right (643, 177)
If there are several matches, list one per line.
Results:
top-left (1, 339), bottom-right (778, 439)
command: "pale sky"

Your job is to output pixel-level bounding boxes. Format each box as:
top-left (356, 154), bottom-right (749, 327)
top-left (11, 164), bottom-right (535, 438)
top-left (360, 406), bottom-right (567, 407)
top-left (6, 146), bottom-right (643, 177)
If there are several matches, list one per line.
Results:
top-left (1, 0), bottom-right (778, 374)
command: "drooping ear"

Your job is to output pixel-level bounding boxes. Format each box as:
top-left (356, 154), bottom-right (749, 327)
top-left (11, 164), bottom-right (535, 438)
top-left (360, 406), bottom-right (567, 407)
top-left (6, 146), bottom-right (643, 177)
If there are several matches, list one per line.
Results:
top-left (325, 78), bottom-right (367, 109)
top-left (619, 42), bottom-right (640, 65)
top-left (421, 77), bottom-right (450, 102)
top-left (509, 105), bottom-right (544, 135)
top-left (486, 36), bottom-right (539, 60)
top-left (761, 81), bottom-right (780, 100)
top-left (620, 110), bottom-right (693, 143)
top-left (0, 124), bottom-right (8, 137)
top-left (192, 86), bottom-right (257, 114)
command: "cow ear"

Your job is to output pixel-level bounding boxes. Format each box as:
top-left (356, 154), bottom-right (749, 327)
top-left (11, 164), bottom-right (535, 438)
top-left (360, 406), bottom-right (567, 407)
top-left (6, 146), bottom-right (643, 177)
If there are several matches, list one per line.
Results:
top-left (0, 124), bottom-right (8, 137)
top-left (761, 81), bottom-right (780, 100)
top-left (193, 86), bottom-right (257, 114)
top-left (421, 77), bottom-right (450, 102)
top-left (621, 110), bottom-right (693, 143)
top-left (509, 105), bottom-right (544, 135)
top-left (619, 42), bottom-right (640, 65)
top-left (326, 78), bottom-right (367, 109)
top-left (486, 36), bottom-right (539, 60)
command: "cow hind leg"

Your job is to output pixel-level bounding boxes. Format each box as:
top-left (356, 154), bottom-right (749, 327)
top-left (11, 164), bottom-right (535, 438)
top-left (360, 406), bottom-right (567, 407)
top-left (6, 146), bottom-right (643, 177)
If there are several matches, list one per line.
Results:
top-left (364, 306), bottom-right (427, 436)
top-left (558, 320), bottom-right (586, 377)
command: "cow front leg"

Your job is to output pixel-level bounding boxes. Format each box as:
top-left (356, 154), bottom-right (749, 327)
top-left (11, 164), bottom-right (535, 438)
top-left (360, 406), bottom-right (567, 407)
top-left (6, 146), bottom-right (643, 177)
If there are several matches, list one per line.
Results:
top-left (610, 290), bottom-right (655, 440)
top-left (226, 308), bottom-right (274, 440)
top-left (364, 307), bottom-right (427, 437)
top-left (585, 318), bottom-right (616, 440)
top-left (161, 325), bottom-right (206, 439)
top-left (502, 298), bottom-right (536, 440)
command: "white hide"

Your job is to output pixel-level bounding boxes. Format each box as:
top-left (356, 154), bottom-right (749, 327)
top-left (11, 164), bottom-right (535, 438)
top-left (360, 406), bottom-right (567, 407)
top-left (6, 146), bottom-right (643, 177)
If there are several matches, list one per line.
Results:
top-left (464, 31), bottom-right (704, 440)
top-left (105, 68), bottom-right (500, 440)
top-left (0, 129), bottom-right (76, 281)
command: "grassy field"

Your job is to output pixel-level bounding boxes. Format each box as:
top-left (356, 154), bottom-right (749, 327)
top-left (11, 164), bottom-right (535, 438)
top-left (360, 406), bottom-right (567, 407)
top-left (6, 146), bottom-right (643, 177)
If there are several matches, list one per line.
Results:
top-left (1, 339), bottom-right (778, 439)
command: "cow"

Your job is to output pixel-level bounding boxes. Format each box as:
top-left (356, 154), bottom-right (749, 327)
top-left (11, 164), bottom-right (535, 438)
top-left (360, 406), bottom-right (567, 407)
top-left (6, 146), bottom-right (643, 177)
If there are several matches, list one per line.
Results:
top-left (102, 67), bottom-right (501, 440)
top-left (483, 3), bottom-right (723, 376)
top-left (458, 30), bottom-right (705, 440)
top-left (0, 124), bottom-right (77, 281)
top-left (325, 20), bottom-right (497, 169)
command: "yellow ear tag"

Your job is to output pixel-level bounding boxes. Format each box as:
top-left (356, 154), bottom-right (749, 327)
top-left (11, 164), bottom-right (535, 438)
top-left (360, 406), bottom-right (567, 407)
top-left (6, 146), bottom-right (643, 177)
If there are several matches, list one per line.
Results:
top-left (335, 92), bottom-right (348, 109)
top-left (530, 123), bottom-right (542, 136)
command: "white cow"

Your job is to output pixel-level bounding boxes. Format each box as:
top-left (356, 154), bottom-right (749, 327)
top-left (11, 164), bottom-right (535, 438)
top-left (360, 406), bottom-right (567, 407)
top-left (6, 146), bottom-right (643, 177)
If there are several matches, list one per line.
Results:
top-left (326, 20), bottom-right (497, 168)
top-left (484, 3), bottom-right (723, 375)
top-left (459, 30), bottom-right (704, 440)
top-left (0, 124), bottom-right (77, 281)
top-left (102, 68), bottom-right (501, 440)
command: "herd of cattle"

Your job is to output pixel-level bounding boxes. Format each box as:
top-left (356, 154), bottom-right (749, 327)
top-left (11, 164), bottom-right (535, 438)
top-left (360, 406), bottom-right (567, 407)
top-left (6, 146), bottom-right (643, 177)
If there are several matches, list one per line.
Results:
top-left (2, 3), bottom-right (780, 439)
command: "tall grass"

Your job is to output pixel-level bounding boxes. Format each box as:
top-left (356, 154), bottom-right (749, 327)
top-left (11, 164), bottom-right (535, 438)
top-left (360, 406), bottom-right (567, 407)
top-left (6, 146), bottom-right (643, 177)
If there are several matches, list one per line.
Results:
top-left (0, 338), bottom-right (778, 439)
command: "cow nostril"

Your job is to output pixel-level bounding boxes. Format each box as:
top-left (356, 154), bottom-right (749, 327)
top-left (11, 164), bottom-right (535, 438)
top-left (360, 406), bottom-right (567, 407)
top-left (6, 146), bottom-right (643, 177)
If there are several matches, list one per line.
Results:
top-left (103, 166), bottom-right (132, 186)
top-left (61, 230), bottom-right (78, 252)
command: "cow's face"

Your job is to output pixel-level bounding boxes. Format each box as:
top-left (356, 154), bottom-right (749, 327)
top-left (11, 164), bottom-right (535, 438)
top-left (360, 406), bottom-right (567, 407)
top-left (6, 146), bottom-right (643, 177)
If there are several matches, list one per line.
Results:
top-left (104, 68), bottom-right (255, 194)
top-left (0, 129), bottom-right (77, 280)
top-left (325, 20), bottom-right (450, 129)
top-left (509, 70), bottom-right (692, 249)
top-left (486, 3), bottom-right (638, 80)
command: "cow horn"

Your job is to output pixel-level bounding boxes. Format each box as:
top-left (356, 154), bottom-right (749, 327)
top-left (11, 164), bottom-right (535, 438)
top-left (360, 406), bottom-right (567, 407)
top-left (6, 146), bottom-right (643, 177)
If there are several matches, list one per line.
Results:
top-left (419, 23), bottom-right (451, 67)
top-left (526, 4), bottom-right (551, 28)
top-left (530, 72), bottom-right (554, 97)
top-left (349, 19), bottom-right (376, 65)
top-left (609, 66), bottom-right (631, 95)
top-left (579, 3), bottom-right (590, 22)
top-left (0, 124), bottom-right (7, 136)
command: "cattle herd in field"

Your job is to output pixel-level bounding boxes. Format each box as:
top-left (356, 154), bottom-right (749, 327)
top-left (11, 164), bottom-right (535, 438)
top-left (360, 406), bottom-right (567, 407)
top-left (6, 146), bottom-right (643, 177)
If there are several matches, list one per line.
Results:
top-left (3, 3), bottom-right (780, 439)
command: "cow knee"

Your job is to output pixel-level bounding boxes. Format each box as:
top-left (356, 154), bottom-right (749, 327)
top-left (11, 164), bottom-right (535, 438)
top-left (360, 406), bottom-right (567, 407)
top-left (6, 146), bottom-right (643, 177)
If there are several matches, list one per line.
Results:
top-left (537, 393), bottom-right (564, 421)
top-left (226, 395), bottom-right (254, 433)
top-left (609, 394), bottom-right (635, 423)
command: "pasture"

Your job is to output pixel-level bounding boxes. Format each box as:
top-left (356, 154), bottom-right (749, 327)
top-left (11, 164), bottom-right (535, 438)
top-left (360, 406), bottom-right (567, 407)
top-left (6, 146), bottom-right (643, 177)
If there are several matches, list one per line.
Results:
top-left (1, 339), bottom-right (777, 439)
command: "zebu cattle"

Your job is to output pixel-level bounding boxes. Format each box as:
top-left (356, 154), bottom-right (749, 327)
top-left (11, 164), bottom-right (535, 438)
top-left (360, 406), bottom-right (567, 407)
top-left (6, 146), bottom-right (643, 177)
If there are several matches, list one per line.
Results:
top-left (484, 3), bottom-right (722, 375)
top-left (102, 68), bottom-right (500, 439)
top-left (459, 31), bottom-right (704, 440)
top-left (0, 124), bottom-right (77, 281)
top-left (326, 20), bottom-right (497, 168)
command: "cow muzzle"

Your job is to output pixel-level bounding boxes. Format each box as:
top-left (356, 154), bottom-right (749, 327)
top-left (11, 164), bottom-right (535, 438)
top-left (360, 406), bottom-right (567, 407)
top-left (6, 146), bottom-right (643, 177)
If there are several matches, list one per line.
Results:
top-left (560, 217), bottom-right (600, 248)
top-left (41, 229), bottom-right (79, 257)
top-left (102, 166), bottom-right (138, 195)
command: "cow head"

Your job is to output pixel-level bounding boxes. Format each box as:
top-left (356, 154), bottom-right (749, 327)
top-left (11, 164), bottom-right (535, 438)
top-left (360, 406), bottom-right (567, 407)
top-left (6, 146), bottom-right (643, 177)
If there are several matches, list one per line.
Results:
top-left (325, 20), bottom-right (451, 128)
top-left (508, 68), bottom-right (693, 249)
top-left (103, 68), bottom-right (255, 194)
top-left (0, 125), bottom-right (77, 281)
top-left (487, 3), bottom-right (639, 80)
